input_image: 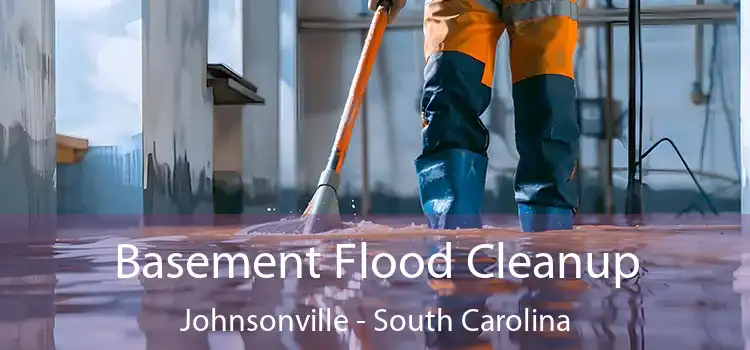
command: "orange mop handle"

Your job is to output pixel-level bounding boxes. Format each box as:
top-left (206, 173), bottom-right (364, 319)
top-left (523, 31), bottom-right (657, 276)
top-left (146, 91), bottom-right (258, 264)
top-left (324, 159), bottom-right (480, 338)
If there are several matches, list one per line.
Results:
top-left (324, 5), bottom-right (390, 174)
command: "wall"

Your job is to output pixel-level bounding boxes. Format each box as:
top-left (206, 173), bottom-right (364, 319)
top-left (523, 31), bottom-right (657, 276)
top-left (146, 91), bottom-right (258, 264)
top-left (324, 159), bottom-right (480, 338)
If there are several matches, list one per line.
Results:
top-left (213, 106), bottom-right (244, 216)
top-left (241, 0), bottom-right (283, 214)
top-left (0, 1), bottom-right (56, 348)
top-left (741, 0), bottom-right (750, 216)
top-left (0, 0), bottom-right (57, 235)
top-left (738, 1), bottom-right (749, 344)
top-left (213, 108), bottom-right (243, 173)
top-left (57, 135), bottom-right (143, 217)
top-left (142, 0), bottom-right (214, 221)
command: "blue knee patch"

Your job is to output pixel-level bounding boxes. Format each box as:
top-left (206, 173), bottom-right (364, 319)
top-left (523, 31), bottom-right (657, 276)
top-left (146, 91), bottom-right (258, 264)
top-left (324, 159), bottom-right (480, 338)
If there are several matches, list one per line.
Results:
top-left (518, 204), bottom-right (573, 232)
top-left (416, 149), bottom-right (488, 230)
top-left (421, 52), bottom-right (492, 156)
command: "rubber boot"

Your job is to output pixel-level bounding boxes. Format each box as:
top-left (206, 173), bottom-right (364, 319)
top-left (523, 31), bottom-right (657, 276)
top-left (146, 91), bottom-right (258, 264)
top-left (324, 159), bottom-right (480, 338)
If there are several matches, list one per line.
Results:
top-left (415, 149), bottom-right (488, 230)
top-left (518, 204), bottom-right (574, 232)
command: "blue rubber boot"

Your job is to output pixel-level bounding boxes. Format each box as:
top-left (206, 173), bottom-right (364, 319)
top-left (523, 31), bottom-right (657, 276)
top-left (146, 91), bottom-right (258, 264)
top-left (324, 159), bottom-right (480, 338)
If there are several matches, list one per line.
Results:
top-left (415, 149), bottom-right (488, 230)
top-left (518, 204), bottom-right (574, 232)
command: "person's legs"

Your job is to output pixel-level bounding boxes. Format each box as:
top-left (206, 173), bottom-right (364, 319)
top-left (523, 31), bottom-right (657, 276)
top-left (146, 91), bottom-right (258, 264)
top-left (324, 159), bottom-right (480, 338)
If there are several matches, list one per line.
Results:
top-left (504, 0), bottom-right (580, 232)
top-left (418, 0), bottom-right (505, 230)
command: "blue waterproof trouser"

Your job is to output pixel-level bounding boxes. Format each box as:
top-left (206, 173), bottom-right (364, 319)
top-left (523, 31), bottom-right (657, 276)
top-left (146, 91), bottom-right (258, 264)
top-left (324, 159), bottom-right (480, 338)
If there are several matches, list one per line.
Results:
top-left (416, 0), bottom-right (580, 231)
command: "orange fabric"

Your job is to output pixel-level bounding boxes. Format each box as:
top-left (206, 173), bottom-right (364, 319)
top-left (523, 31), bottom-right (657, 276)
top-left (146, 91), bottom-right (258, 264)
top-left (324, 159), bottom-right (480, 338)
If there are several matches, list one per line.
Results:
top-left (508, 16), bottom-right (578, 82)
top-left (424, 0), bottom-right (578, 85)
top-left (424, 0), bottom-right (505, 87)
top-left (428, 278), bottom-right (523, 296)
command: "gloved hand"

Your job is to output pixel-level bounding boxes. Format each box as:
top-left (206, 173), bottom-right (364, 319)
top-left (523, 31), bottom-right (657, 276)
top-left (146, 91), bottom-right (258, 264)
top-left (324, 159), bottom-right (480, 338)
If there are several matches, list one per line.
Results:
top-left (368, 0), bottom-right (406, 23)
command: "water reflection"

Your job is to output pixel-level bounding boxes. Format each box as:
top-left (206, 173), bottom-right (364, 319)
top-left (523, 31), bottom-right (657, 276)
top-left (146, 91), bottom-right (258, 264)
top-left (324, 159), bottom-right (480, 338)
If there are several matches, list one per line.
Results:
top-left (2, 226), bottom-right (744, 349)
top-left (0, 243), bottom-right (56, 350)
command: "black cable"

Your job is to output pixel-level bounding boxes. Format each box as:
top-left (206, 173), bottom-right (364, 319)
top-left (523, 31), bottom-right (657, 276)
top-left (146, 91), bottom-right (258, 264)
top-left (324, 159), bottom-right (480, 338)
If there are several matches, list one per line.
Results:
top-left (626, 0), bottom-right (720, 217)
top-left (637, 138), bottom-right (719, 215)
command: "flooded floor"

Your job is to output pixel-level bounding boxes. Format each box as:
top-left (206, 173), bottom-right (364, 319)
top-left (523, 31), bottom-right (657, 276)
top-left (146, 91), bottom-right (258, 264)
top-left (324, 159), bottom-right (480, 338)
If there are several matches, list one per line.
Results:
top-left (2, 222), bottom-right (748, 350)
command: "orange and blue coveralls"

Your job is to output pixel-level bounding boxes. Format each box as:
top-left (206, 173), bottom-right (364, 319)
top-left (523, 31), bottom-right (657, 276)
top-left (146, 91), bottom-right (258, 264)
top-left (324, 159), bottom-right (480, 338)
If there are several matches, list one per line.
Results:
top-left (415, 0), bottom-right (580, 232)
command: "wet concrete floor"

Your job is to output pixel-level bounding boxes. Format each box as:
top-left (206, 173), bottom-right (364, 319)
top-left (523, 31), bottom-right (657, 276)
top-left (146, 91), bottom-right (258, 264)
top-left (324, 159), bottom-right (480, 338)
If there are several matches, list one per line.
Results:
top-left (1, 223), bottom-right (747, 350)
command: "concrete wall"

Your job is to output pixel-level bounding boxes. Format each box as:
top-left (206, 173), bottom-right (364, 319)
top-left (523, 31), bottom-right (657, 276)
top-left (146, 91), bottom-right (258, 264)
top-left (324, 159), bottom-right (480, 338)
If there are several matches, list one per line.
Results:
top-left (213, 109), bottom-right (243, 173)
top-left (142, 0), bottom-right (214, 219)
top-left (0, 0), bottom-right (57, 229)
top-left (0, 0), bottom-right (56, 347)
top-left (241, 0), bottom-right (283, 214)
top-left (213, 106), bottom-right (244, 216)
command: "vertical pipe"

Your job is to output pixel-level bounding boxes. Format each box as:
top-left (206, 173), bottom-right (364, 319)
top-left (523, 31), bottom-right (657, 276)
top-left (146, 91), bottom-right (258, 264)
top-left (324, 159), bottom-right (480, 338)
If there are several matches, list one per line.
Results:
top-left (360, 96), bottom-right (371, 217)
top-left (602, 0), bottom-right (615, 218)
top-left (603, 25), bottom-right (615, 217)
top-left (625, 0), bottom-right (642, 219)
top-left (694, 0), bottom-right (705, 105)
top-left (360, 76), bottom-right (371, 217)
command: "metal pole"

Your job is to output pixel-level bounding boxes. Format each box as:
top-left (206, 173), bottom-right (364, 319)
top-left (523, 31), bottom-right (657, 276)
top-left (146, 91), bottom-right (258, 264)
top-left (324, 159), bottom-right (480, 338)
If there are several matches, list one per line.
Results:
top-left (694, 0), bottom-right (705, 107)
top-left (625, 0), bottom-right (642, 220)
top-left (603, 0), bottom-right (615, 218)
top-left (360, 28), bottom-right (371, 218)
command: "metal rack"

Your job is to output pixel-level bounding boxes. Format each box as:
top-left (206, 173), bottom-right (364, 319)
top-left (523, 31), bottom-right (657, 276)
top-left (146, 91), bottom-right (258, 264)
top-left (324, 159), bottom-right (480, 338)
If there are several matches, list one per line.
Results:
top-left (298, 5), bottom-right (736, 30)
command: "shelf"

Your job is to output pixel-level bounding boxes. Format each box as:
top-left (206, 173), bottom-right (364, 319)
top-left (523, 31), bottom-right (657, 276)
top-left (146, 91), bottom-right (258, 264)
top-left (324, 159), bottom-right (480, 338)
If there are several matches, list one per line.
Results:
top-left (207, 63), bottom-right (265, 106)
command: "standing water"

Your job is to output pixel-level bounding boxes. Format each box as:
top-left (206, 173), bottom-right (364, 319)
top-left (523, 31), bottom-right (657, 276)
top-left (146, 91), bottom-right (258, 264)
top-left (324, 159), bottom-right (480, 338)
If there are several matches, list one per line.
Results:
top-left (4, 222), bottom-right (747, 350)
